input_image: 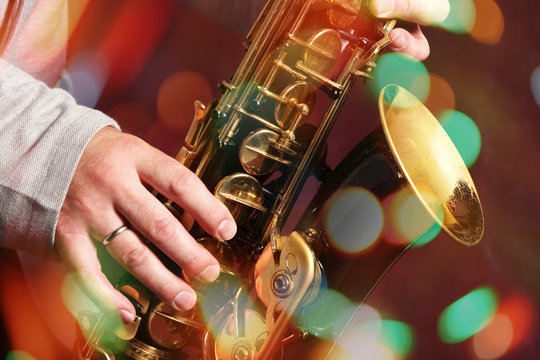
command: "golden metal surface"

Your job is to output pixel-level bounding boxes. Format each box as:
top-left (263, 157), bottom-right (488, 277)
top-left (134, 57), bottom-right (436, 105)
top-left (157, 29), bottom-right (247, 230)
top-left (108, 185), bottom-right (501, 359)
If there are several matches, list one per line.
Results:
top-left (273, 58), bottom-right (308, 80)
top-left (274, 81), bottom-right (315, 129)
top-left (116, 284), bottom-right (150, 341)
top-left (347, 21), bottom-right (394, 79)
top-left (215, 173), bottom-right (266, 225)
top-left (254, 231), bottom-right (318, 360)
top-left (233, 105), bottom-right (284, 134)
top-left (379, 84), bottom-right (484, 245)
top-left (184, 100), bottom-right (206, 148)
top-left (214, 309), bottom-right (268, 360)
top-left (288, 33), bottom-right (336, 62)
top-left (240, 129), bottom-right (294, 175)
top-left (124, 338), bottom-right (171, 360)
top-left (327, 1), bottom-right (358, 28)
top-left (147, 302), bottom-right (203, 350)
top-left (295, 61), bottom-right (345, 90)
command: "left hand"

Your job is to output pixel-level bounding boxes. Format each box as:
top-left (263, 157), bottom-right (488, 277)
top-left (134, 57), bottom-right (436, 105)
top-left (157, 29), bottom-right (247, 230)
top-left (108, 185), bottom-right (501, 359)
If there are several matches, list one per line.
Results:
top-left (369, 0), bottom-right (451, 60)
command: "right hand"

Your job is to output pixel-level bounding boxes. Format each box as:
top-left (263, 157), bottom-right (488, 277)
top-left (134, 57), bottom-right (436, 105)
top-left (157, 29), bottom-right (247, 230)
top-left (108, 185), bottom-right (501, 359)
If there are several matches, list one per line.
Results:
top-left (369, 0), bottom-right (451, 60)
top-left (55, 126), bottom-right (236, 323)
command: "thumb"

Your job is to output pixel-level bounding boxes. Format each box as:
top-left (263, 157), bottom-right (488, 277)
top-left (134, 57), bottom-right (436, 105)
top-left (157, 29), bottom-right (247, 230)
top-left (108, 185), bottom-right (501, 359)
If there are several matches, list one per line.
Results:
top-left (369, 0), bottom-right (450, 25)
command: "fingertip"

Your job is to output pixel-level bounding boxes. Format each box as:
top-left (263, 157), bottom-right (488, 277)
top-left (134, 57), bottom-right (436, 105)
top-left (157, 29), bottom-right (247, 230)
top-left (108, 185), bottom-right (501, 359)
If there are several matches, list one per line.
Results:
top-left (388, 27), bottom-right (430, 61)
top-left (173, 290), bottom-right (197, 311)
top-left (217, 219), bottom-right (237, 241)
top-left (196, 264), bottom-right (221, 283)
top-left (111, 288), bottom-right (138, 323)
top-left (389, 31), bottom-right (407, 51)
top-left (119, 309), bottom-right (137, 323)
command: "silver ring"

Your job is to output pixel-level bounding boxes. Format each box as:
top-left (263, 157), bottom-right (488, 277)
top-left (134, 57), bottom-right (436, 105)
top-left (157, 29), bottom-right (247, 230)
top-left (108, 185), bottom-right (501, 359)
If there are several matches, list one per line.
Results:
top-left (102, 224), bottom-right (130, 246)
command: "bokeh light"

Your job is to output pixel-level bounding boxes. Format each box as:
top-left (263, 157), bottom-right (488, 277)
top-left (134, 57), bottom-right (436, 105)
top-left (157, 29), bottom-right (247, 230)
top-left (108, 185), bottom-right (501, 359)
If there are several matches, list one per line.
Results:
top-left (317, 302), bottom-right (413, 359)
top-left (328, 342), bottom-right (396, 360)
top-left (312, 341), bottom-right (396, 360)
top-left (157, 71), bottom-right (213, 131)
top-left (473, 313), bottom-right (513, 359)
top-left (379, 320), bottom-right (414, 359)
top-left (438, 286), bottom-right (498, 344)
top-left (5, 351), bottom-right (36, 360)
top-left (369, 53), bottom-right (430, 104)
top-left (440, 0), bottom-right (477, 34)
top-left (470, 295), bottom-right (536, 358)
top-left (197, 273), bottom-right (247, 337)
top-left (383, 188), bottom-right (442, 248)
top-left (96, 0), bottom-right (176, 92)
top-left (470, 0), bottom-right (504, 44)
top-left (438, 109), bottom-right (482, 168)
top-left (324, 187), bottom-right (384, 254)
top-left (61, 271), bottom-right (123, 346)
top-left (296, 288), bottom-right (354, 339)
top-left (497, 295), bottom-right (535, 352)
top-left (0, 255), bottom-right (73, 359)
top-left (66, 52), bottom-right (110, 108)
top-left (12, 0), bottom-right (72, 86)
top-left (423, 73), bottom-right (456, 117)
top-left (335, 304), bottom-right (382, 351)
top-left (531, 67), bottom-right (540, 108)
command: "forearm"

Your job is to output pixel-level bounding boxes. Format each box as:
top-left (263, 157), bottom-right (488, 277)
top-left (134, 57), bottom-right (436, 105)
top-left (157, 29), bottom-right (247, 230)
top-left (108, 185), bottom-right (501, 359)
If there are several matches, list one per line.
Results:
top-left (0, 60), bottom-right (119, 256)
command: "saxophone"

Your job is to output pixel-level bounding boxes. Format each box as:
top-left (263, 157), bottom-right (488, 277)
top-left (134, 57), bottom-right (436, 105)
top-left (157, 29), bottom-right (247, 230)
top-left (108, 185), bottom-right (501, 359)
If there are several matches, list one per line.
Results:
top-left (77, 0), bottom-right (484, 359)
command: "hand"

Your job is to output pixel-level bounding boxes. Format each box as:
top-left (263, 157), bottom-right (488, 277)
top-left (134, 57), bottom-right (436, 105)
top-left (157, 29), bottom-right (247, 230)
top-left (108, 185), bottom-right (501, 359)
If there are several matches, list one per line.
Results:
top-left (55, 127), bottom-right (236, 323)
top-left (369, 0), bottom-right (451, 60)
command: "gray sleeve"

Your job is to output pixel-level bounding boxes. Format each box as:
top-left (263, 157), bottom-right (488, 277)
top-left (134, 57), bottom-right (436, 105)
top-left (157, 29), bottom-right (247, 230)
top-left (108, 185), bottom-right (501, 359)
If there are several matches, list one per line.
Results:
top-left (0, 60), bottom-right (120, 257)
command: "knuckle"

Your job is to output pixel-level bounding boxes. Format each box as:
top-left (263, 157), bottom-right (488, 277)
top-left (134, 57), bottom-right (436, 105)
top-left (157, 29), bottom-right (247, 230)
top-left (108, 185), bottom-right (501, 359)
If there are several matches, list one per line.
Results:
top-left (120, 132), bottom-right (146, 150)
top-left (171, 169), bottom-right (200, 198)
top-left (122, 245), bottom-right (150, 271)
top-left (180, 252), bottom-right (203, 273)
top-left (182, 244), bottom-right (212, 272)
top-left (71, 193), bottom-right (97, 215)
top-left (94, 162), bottom-right (120, 188)
top-left (149, 215), bottom-right (178, 242)
top-left (182, 251), bottom-right (198, 269)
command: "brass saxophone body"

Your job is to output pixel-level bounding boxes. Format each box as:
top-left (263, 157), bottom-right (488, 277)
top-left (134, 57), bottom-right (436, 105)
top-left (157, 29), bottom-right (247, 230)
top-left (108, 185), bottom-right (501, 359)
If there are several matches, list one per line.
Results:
top-left (78, 0), bottom-right (484, 359)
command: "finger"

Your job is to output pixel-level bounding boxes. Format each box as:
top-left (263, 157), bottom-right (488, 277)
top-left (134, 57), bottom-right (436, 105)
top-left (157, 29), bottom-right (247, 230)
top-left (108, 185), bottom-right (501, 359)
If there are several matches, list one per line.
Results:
top-left (105, 228), bottom-right (199, 311)
top-left (388, 25), bottom-right (430, 60)
top-left (136, 144), bottom-right (236, 241)
top-left (54, 228), bottom-right (137, 323)
top-left (115, 181), bottom-right (221, 282)
top-left (370, 0), bottom-right (450, 25)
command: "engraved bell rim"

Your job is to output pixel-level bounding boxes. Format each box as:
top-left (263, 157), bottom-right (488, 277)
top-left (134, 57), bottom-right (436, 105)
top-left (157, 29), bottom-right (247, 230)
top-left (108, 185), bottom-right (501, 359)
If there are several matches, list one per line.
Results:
top-left (379, 84), bottom-right (484, 246)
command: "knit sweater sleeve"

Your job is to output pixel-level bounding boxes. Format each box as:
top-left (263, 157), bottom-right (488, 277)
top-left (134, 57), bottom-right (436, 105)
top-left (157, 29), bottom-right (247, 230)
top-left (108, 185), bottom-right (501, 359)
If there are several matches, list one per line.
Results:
top-left (0, 60), bottom-right (119, 257)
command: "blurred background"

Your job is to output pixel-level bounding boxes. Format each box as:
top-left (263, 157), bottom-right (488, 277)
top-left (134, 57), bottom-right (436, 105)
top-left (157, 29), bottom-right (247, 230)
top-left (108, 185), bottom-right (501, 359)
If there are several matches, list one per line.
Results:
top-left (1, 0), bottom-right (539, 359)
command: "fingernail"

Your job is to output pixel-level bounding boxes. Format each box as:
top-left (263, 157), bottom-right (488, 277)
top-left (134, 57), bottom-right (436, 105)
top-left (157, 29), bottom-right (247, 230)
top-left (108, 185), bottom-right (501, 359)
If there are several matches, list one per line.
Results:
top-left (375, 0), bottom-right (395, 17)
top-left (390, 34), bottom-right (406, 50)
top-left (196, 264), bottom-right (221, 282)
top-left (173, 290), bottom-right (197, 311)
top-left (119, 309), bottom-right (136, 323)
top-left (217, 220), bottom-right (236, 241)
